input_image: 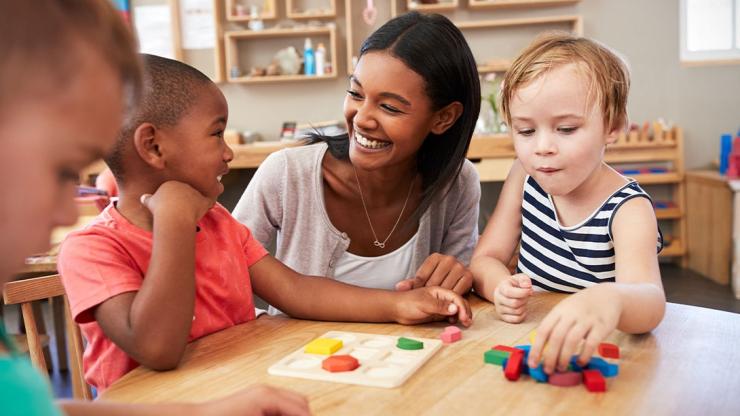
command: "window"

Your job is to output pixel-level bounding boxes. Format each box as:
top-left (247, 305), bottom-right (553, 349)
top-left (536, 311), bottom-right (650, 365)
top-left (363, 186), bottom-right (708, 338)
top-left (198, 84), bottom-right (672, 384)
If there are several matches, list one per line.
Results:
top-left (680, 0), bottom-right (740, 64)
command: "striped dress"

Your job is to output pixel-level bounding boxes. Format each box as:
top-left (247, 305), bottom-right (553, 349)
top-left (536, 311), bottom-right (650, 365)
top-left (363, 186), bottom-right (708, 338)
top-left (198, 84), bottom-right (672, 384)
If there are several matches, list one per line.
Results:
top-left (517, 175), bottom-right (663, 293)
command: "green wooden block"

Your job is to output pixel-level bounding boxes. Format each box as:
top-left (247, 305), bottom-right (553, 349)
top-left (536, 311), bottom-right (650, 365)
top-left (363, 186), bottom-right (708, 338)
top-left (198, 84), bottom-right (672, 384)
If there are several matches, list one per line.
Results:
top-left (484, 349), bottom-right (510, 366)
top-left (396, 337), bottom-right (424, 350)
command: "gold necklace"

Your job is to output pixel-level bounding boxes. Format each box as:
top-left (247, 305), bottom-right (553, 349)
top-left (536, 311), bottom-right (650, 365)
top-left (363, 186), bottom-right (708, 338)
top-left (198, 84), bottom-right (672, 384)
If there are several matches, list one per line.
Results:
top-left (351, 164), bottom-right (415, 249)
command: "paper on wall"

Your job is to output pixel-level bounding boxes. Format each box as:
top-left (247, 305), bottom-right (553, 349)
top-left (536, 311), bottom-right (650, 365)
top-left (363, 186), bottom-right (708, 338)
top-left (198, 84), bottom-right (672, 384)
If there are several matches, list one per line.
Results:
top-left (180, 0), bottom-right (216, 49)
top-left (133, 5), bottom-right (174, 58)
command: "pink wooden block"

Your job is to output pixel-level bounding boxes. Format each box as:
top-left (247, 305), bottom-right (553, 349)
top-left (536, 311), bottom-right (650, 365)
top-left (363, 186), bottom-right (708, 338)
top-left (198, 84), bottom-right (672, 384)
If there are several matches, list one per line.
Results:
top-left (549, 371), bottom-right (582, 387)
top-left (440, 326), bottom-right (462, 344)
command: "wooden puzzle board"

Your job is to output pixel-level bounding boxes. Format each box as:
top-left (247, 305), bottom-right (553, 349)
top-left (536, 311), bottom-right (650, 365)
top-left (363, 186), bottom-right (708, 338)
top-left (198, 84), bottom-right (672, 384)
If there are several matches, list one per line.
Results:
top-left (267, 330), bottom-right (442, 388)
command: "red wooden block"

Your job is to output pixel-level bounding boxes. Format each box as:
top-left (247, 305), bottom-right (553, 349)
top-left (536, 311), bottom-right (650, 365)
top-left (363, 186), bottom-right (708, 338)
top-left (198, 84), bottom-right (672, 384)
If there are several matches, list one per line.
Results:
top-left (504, 350), bottom-right (524, 381)
top-left (583, 369), bottom-right (606, 392)
top-left (549, 371), bottom-right (582, 387)
top-left (598, 342), bottom-right (620, 359)
top-left (493, 345), bottom-right (519, 354)
top-left (322, 355), bottom-right (360, 372)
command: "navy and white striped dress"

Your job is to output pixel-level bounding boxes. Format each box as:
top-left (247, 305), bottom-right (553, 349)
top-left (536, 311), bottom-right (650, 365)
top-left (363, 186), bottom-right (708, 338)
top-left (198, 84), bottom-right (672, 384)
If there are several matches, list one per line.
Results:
top-left (517, 175), bottom-right (663, 293)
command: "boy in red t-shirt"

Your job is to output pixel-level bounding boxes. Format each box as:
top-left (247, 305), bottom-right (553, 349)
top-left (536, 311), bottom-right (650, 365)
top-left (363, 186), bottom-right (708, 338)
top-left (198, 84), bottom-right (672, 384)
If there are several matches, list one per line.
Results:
top-left (59, 54), bottom-right (472, 392)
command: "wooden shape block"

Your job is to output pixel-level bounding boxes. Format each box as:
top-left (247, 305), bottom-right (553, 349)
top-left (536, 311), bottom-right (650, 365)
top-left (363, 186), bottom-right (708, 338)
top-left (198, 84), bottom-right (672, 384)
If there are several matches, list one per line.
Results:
top-left (397, 337), bottom-right (424, 350)
top-left (583, 369), bottom-right (606, 392)
top-left (549, 371), bottom-right (582, 387)
top-left (440, 326), bottom-right (462, 344)
top-left (493, 345), bottom-right (518, 354)
top-left (304, 338), bottom-right (343, 355)
top-left (484, 349), bottom-right (509, 366)
top-left (598, 342), bottom-right (620, 359)
top-left (504, 350), bottom-right (524, 381)
top-left (587, 356), bottom-right (618, 377)
top-left (529, 364), bottom-right (548, 383)
top-left (322, 355), bottom-right (359, 372)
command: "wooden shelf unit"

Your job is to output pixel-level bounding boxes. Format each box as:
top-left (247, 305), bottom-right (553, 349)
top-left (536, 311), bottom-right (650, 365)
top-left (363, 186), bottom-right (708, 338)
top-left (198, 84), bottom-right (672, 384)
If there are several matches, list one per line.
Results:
top-left (286, 0), bottom-right (336, 19)
top-left (469, 0), bottom-right (580, 9)
top-left (224, 26), bottom-right (338, 83)
top-left (455, 15), bottom-right (583, 74)
top-left (407, 0), bottom-right (458, 12)
top-left (225, 0), bottom-right (277, 22)
top-left (345, 0), bottom-right (399, 75)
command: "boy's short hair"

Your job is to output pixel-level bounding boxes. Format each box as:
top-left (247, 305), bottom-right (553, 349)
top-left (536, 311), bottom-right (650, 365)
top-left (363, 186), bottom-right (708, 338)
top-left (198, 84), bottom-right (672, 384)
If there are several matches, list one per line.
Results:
top-left (0, 0), bottom-right (142, 112)
top-left (106, 54), bottom-right (213, 182)
top-left (501, 31), bottom-right (630, 133)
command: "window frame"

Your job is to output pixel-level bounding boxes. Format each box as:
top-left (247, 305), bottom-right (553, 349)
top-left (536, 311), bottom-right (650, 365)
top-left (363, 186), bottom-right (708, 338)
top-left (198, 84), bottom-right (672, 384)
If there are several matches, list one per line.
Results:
top-left (679, 0), bottom-right (740, 66)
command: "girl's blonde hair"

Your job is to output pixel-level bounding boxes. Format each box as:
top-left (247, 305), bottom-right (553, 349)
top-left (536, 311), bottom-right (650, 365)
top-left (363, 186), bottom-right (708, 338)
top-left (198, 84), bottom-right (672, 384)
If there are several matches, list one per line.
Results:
top-left (501, 31), bottom-right (630, 133)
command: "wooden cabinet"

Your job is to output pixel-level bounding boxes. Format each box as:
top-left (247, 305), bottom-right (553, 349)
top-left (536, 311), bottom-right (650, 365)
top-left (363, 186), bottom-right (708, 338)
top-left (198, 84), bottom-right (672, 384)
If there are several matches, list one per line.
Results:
top-left (685, 170), bottom-right (733, 285)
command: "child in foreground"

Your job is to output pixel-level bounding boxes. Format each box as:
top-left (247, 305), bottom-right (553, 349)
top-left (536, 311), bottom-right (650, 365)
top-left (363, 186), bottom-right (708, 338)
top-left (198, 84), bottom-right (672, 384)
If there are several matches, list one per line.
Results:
top-left (471, 32), bottom-right (665, 375)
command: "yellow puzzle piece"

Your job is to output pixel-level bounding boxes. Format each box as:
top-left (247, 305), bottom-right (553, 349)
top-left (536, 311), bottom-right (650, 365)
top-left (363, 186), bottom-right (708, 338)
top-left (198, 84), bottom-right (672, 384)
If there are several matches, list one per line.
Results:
top-left (304, 338), bottom-right (343, 355)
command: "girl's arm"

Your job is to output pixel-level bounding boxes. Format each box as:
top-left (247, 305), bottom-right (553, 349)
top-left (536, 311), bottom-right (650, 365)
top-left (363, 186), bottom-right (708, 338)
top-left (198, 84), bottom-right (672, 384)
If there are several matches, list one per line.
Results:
top-left (470, 160), bottom-right (527, 302)
top-left (528, 196), bottom-right (665, 374)
top-left (249, 255), bottom-right (473, 326)
top-left (608, 196), bottom-right (666, 333)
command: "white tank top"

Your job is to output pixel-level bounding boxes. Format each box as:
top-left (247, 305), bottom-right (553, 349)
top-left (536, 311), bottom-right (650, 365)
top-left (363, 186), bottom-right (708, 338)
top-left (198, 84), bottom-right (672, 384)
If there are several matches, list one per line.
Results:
top-left (333, 232), bottom-right (420, 290)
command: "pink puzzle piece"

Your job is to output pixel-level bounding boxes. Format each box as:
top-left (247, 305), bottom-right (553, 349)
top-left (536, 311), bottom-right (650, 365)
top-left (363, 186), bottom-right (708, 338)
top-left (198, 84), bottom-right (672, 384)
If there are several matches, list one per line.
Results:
top-left (549, 371), bottom-right (582, 387)
top-left (440, 326), bottom-right (462, 344)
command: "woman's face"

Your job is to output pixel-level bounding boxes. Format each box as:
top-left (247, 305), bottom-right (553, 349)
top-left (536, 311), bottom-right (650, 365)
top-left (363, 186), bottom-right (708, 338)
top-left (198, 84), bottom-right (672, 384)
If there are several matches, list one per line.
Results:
top-left (0, 45), bottom-right (124, 282)
top-left (343, 51), bottom-right (440, 173)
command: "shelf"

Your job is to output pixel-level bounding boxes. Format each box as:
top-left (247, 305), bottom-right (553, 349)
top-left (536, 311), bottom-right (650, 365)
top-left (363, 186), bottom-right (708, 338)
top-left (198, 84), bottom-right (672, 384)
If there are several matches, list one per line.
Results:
top-left (659, 239), bottom-right (685, 257)
top-left (287, 0), bottom-right (336, 19)
top-left (228, 73), bottom-right (338, 84)
top-left (455, 15), bottom-right (583, 33)
top-left (469, 0), bottom-right (580, 9)
top-left (629, 173), bottom-right (683, 185)
top-left (407, 0), bottom-right (459, 12)
top-left (655, 207), bottom-right (682, 220)
top-left (225, 0), bottom-right (277, 22)
top-left (478, 60), bottom-right (512, 74)
top-left (225, 26), bottom-right (338, 84)
top-left (225, 26), bottom-right (334, 39)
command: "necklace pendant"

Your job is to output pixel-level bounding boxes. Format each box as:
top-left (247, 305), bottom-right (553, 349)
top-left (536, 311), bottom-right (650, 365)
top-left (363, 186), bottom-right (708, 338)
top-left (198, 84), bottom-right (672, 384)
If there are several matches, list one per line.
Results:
top-left (373, 240), bottom-right (385, 249)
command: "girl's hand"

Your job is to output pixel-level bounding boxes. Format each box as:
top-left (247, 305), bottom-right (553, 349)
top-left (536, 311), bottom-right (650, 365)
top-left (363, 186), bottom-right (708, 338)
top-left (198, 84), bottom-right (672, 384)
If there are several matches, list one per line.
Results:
top-left (198, 384), bottom-right (310, 416)
top-left (493, 273), bottom-right (533, 323)
top-left (528, 285), bottom-right (621, 374)
top-left (395, 253), bottom-right (473, 295)
top-left (393, 286), bottom-right (472, 327)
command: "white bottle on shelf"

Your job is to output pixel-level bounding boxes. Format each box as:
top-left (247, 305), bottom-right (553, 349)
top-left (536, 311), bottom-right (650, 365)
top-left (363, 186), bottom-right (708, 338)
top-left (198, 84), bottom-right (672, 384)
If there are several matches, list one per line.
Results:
top-left (315, 43), bottom-right (326, 76)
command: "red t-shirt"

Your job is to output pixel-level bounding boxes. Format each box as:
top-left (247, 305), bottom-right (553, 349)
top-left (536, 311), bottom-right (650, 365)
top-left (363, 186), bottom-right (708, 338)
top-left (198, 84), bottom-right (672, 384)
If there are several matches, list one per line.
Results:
top-left (58, 203), bottom-right (267, 391)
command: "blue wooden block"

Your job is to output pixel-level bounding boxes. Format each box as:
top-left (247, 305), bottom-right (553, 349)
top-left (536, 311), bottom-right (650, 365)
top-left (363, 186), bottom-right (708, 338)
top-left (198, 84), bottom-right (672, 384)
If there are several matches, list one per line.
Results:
top-left (587, 357), bottom-right (618, 377)
top-left (529, 364), bottom-right (548, 383)
top-left (569, 356), bottom-right (584, 372)
top-left (514, 345), bottom-right (531, 359)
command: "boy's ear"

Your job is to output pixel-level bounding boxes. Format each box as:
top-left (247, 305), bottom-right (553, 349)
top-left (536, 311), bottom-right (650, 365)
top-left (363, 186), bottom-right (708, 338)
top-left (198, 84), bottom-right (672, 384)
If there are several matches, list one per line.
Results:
top-left (430, 101), bottom-right (463, 135)
top-left (132, 123), bottom-right (166, 169)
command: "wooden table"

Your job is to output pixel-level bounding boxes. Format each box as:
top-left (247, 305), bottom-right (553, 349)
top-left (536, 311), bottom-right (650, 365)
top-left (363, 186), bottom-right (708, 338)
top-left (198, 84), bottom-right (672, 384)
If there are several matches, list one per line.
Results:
top-left (99, 294), bottom-right (740, 415)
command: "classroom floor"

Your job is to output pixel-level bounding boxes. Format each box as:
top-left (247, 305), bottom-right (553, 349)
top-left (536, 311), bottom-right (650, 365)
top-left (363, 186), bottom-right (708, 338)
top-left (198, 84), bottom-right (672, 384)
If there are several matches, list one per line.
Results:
top-left (2, 264), bottom-right (738, 399)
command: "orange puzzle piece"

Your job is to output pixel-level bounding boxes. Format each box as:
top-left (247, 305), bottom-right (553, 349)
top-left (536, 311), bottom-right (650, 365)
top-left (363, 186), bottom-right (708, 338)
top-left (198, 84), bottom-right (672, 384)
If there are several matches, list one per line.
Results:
top-left (322, 355), bottom-right (360, 373)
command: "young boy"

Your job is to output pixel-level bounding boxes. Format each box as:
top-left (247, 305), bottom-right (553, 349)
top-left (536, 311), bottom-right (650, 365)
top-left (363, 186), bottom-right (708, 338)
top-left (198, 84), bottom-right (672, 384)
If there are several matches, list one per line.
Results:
top-left (471, 33), bottom-right (665, 375)
top-left (2, 1), bottom-right (307, 415)
top-left (59, 54), bottom-right (472, 392)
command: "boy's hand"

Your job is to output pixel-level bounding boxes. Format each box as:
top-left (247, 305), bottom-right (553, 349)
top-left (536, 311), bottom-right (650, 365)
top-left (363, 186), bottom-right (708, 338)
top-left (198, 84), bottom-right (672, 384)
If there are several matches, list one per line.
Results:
top-left (493, 273), bottom-right (533, 323)
top-left (393, 286), bottom-right (472, 327)
top-left (198, 384), bottom-right (310, 416)
top-left (527, 286), bottom-right (621, 374)
top-left (140, 180), bottom-right (214, 224)
top-left (395, 253), bottom-right (473, 295)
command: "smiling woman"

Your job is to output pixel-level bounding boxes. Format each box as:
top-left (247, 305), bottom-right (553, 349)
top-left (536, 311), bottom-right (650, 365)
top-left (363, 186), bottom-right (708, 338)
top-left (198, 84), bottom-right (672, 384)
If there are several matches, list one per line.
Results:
top-left (234, 12), bottom-right (482, 308)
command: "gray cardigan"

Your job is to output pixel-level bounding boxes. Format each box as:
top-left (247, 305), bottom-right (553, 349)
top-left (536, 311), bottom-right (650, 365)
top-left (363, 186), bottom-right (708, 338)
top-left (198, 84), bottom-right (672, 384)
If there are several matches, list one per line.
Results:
top-left (233, 143), bottom-right (480, 279)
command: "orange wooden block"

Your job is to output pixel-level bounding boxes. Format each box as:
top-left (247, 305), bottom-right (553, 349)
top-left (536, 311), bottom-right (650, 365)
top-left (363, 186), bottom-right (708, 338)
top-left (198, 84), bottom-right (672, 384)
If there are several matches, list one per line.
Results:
top-left (322, 355), bottom-right (360, 372)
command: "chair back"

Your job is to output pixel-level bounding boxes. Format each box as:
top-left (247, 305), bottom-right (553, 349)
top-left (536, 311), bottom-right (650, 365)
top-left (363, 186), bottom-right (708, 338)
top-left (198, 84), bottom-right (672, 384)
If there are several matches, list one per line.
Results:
top-left (3, 274), bottom-right (92, 400)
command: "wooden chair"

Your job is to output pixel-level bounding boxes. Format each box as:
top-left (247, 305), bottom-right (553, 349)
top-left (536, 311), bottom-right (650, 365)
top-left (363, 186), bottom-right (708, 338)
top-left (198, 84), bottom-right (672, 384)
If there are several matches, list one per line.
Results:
top-left (2, 274), bottom-right (92, 400)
